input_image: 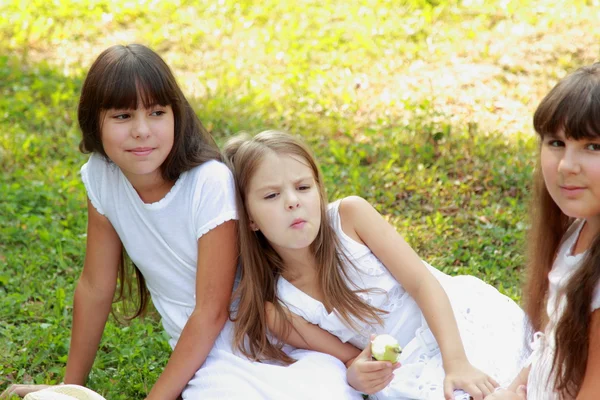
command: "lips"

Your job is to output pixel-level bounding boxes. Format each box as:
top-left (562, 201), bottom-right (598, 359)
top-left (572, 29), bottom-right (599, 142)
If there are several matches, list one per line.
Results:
top-left (128, 147), bottom-right (154, 156)
top-left (560, 185), bottom-right (585, 190)
top-left (290, 218), bottom-right (306, 228)
top-left (560, 185), bottom-right (586, 197)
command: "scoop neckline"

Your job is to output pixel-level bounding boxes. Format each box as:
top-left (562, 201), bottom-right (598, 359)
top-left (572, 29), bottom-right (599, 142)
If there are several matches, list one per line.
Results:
top-left (278, 276), bottom-right (336, 316)
top-left (120, 169), bottom-right (187, 210)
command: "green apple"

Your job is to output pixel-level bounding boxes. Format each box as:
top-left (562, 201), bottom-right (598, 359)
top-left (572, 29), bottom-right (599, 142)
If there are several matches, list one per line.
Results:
top-left (371, 334), bottom-right (402, 362)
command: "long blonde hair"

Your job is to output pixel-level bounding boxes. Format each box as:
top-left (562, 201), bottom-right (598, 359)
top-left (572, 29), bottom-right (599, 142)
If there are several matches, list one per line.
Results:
top-left (525, 62), bottom-right (600, 398)
top-left (224, 130), bottom-right (384, 364)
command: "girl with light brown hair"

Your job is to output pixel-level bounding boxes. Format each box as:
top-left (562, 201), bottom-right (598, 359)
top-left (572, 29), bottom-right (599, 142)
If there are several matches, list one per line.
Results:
top-left (224, 130), bottom-right (528, 400)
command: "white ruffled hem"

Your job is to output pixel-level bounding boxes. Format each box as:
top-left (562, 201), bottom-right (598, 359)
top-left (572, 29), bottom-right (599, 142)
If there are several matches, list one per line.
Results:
top-left (196, 211), bottom-right (238, 238)
top-left (80, 162), bottom-right (105, 216)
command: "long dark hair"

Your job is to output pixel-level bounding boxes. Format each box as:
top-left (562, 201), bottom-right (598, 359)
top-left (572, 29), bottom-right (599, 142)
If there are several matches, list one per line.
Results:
top-left (78, 44), bottom-right (222, 319)
top-left (525, 62), bottom-right (600, 398)
top-left (224, 130), bottom-right (385, 364)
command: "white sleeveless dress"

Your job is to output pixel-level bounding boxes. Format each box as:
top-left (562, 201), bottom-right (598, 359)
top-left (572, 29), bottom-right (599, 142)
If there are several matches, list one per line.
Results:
top-left (276, 200), bottom-right (529, 399)
top-left (526, 219), bottom-right (600, 399)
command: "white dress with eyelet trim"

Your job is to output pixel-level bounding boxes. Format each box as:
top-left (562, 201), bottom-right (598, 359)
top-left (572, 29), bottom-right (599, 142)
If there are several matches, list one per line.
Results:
top-left (526, 219), bottom-right (600, 400)
top-left (81, 154), bottom-right (363, 400)
top-left (276, 200), bottom-right (529, 400)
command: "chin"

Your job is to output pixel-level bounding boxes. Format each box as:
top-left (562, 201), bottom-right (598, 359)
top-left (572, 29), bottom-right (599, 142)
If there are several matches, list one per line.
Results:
top-left (561, 210), bottom-right (592, 220)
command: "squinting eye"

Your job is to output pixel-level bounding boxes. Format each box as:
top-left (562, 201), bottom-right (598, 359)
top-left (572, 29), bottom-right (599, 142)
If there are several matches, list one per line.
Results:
top-left (264, 193), bottom-right (278, 200)
top-left (298, 185), bottom-right (310, 191)
top-left (151, 110), bottom-right (166, 116)
top-left (586, 143), bottom-right (600, 151)
top-left (547, 140), bottom-right (564, 147)
top-left (114, 114), bottom-right (130, 120)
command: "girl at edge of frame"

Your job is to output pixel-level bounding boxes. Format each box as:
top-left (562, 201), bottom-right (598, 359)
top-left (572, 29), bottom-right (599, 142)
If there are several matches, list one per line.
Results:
top-left (1, 44), bottom-right (362, 400)
top-left (224, 130), bottom-right (529, 400)
top-left (488, 64), bottom-right (600, 400)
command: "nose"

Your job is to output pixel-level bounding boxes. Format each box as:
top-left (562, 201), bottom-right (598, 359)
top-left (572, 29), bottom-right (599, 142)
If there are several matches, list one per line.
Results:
top-left (132, 115), bottom-right (151, 139)
top-left (285, 191), bottom-right (300, 210)
top-left (558, 147), bottom-right (581, 175)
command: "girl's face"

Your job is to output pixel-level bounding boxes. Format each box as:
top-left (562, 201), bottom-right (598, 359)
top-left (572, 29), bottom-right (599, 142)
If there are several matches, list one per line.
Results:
top-left (245, 151), bottom-right (322, 252)
top-left (541, 130), bottom-right (600, 222)
top-left (100, 103), bottom-right (174, 183)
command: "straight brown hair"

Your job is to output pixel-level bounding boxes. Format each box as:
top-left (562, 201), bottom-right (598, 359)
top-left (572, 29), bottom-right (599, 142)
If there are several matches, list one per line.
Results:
top-left (224, 130), bottom-right (385, 364)
top-left (525, 62), bottom-right (600, 398)
top-left (78, 44), bottom-right (222, 319)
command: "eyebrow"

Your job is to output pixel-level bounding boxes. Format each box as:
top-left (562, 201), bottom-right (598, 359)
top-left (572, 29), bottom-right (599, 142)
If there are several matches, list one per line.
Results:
top-left (254, 176), bottom-right (314, 192)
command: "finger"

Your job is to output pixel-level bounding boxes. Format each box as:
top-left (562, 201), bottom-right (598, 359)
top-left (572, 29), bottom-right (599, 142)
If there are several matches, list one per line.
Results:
top-left (358, 367), bottom-right (394, 384)
top-left (14, 385), bottom-right (50, 397)
top-left (392, 361), bottom-right (402, 370)
top-left (483, 380), bottom-right (496, 395)
top-left (465, 384), bottom-right (483, 400)
top-left (443, 378), bottom-right (454, 400)
top-left (360, 338), bottom-right (374, 360)
top-left (13, 385), bottom-right (34, 396)
top-left (364, 372), bottom-right (395, 395)
top-left (0, 386), bottom-right (13, 400)
top-left (487, 376), bottom-right (499, 388)
top-left (516, 385), bottom-right (527, 400)
top-left (476, 382), bottom-right (491, 397)
top-left (358, 360), bottom-right (394, 373)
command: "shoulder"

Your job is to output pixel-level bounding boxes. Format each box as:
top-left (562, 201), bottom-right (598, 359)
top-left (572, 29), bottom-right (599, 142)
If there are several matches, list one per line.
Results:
top-left (80, 152), bottom-right (113, 175)
top-left (337, 196), bottom-right (374, 223)
top-left (188, 160), bottom-right (234, 188)
top-left (332, 196), bottom-right (374, 243)
top-left (191, 159), bottom-right (232, 178)
top-left (80, 153), bottom-right (119, 216)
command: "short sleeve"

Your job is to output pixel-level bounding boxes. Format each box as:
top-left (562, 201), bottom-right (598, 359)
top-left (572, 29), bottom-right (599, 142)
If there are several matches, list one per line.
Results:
top-left (80, 153), bottom-right (107, 215)
top-left (192, 161), bottom-right (238, 238)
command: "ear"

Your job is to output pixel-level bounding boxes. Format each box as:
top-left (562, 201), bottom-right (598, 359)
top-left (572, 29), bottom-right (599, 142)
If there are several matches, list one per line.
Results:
top-left (249, 220), bottom-right (259, 232)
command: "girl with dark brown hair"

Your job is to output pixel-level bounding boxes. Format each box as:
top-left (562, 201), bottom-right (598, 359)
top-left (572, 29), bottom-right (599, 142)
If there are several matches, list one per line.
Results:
top-left (225, 130), bottom-right (528, 400)
top-left (3, 45), bottom-right (362, 400)
top-left (490, 63), bottom-right (600, 400)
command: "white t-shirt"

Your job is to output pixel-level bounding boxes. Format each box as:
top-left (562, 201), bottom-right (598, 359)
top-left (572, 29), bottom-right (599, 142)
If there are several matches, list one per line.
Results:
top-left (80, 152), bottom-right (237, 342)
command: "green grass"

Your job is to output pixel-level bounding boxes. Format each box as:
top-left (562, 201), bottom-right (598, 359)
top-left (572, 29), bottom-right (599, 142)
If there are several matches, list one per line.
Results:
top-left (2, 0), bottom-right (600, 398)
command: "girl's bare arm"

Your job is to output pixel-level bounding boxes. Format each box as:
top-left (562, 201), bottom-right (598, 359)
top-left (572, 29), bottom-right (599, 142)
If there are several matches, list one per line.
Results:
top-left (145, 221), bottom-right (238, 400)
top-left (339, 196), bottom-right (470, 364)
top-left (265, 301), bottom-right (361, 365)
top-left (64, 199), bottom-right (121, 384)
top-left (340, 196), bottom-right (498, 398)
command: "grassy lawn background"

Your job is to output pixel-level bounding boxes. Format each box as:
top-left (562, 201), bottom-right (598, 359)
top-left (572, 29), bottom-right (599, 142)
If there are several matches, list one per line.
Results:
top-left (1, 1), bottom-right (599, 398)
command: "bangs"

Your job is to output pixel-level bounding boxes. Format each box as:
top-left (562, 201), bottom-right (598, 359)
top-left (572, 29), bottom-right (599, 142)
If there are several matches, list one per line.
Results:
top-left (534, 64), bottom-right (600, 140)
top-left (96, 53), bottom-right (174, 111)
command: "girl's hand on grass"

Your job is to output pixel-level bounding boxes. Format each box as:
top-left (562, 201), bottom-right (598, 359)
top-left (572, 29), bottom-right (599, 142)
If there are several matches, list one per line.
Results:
top-left (443, 359), bottom-right (499, 400)
top-left (0, 385), bottom-right (53, 399)
top-left (346, 334), bottom-right (400, 395)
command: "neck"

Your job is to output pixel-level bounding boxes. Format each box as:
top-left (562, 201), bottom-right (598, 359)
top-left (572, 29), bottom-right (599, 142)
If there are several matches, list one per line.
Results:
top-left (124, 170), bottom-right (175, 204)
top-left (585, 215), bottom-right (600, 238)
top-left (573, 216), bottom-right (600, 255)
top-left (275, 246), bottom-right (318, 282)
